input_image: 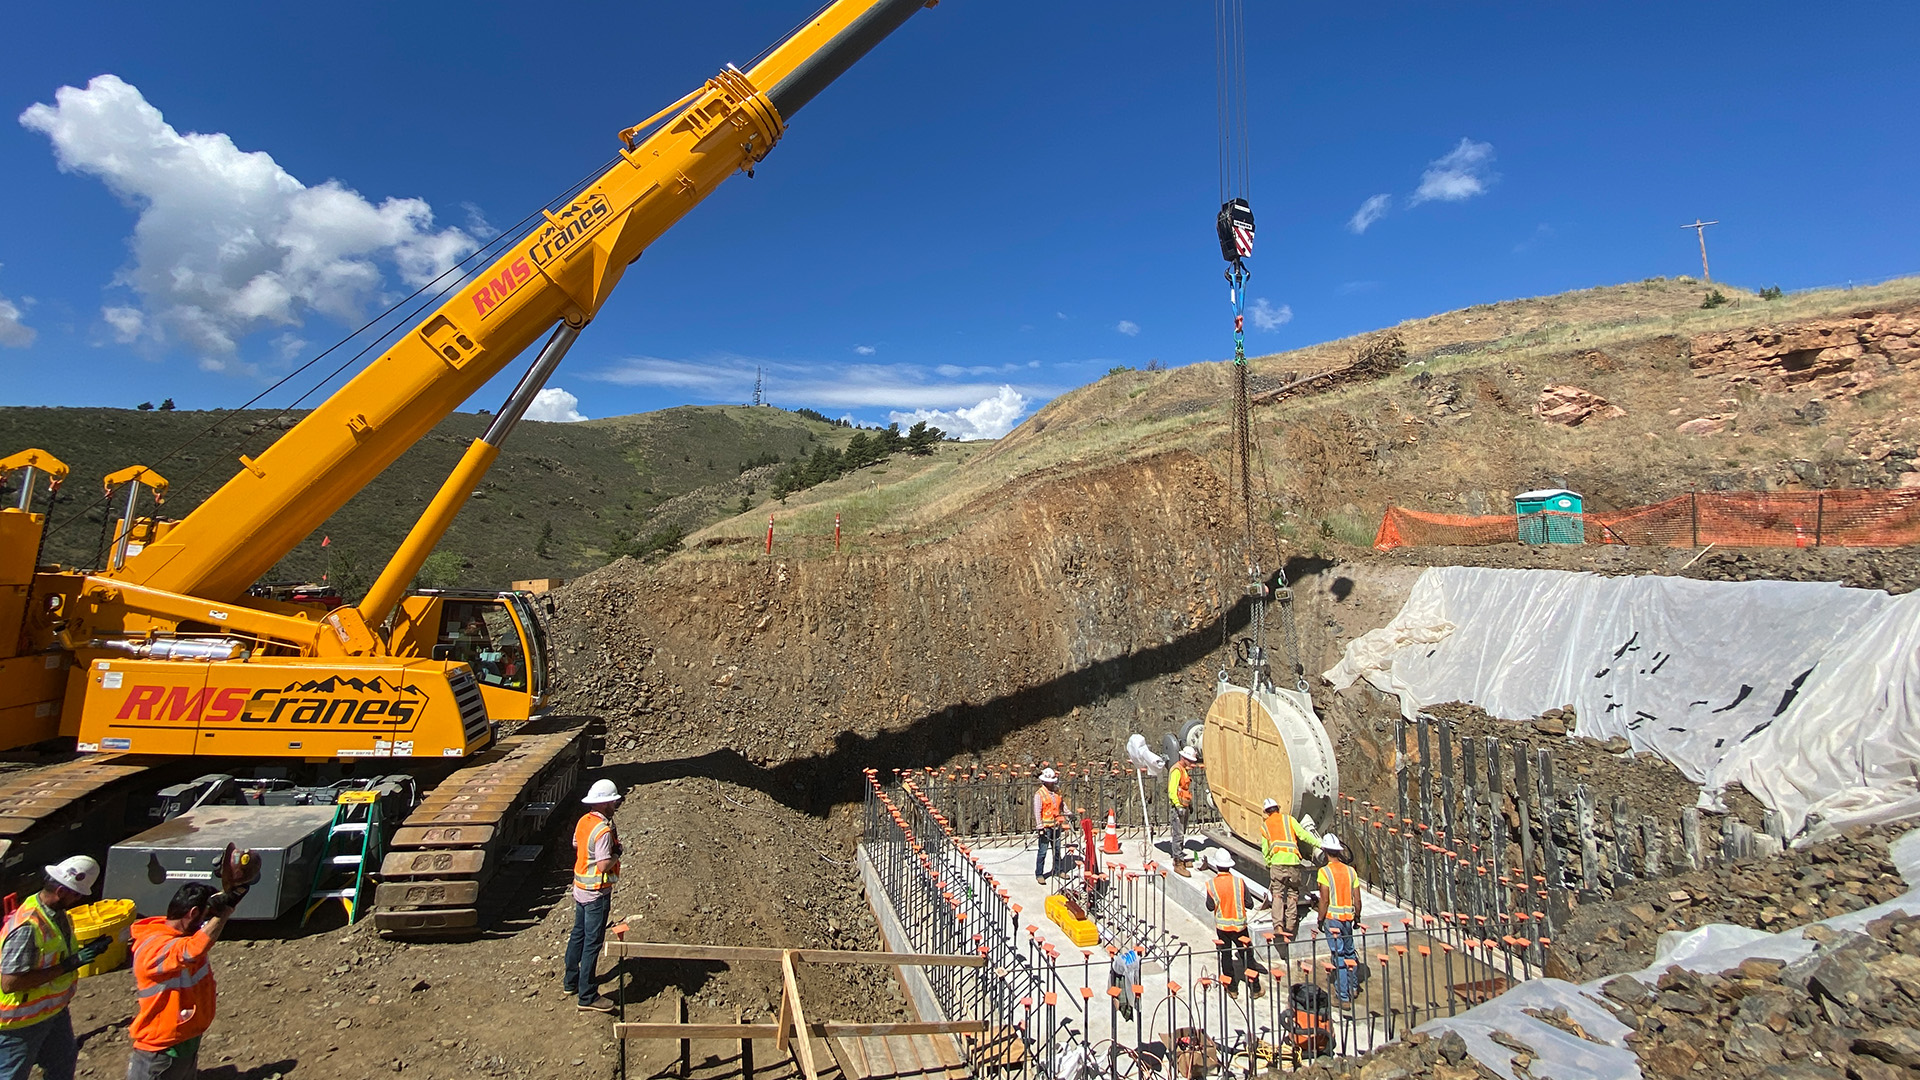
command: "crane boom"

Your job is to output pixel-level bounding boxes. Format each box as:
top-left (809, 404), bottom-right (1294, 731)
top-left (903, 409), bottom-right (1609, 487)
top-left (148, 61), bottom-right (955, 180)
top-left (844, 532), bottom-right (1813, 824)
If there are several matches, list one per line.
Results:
top-left (110, 0), bottom-right (933, 606)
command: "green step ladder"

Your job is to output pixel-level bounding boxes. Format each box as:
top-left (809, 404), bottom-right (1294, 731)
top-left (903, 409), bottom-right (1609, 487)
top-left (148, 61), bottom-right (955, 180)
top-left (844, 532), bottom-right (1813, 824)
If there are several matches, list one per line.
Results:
top-left (304, 790), bottom-right (384, 925)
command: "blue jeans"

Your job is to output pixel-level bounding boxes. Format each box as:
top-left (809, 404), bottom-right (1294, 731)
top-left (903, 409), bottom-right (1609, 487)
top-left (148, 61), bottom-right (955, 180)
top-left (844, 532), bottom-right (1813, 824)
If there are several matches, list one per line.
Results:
top-left (564, 892), bottom-right (613, 1006)
top-left (1326, 920), bottom-right (1357, 1002)
top-left (1035, 827), bottom-right (1063, 879)
top-left (0, 1010), bottom-right (75, 1080)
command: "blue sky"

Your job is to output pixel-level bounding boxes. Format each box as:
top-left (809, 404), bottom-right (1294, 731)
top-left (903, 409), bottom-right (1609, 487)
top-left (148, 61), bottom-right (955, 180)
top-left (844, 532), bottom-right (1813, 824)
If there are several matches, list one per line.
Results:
top-left (3, 2), bottom-right (1917, 438)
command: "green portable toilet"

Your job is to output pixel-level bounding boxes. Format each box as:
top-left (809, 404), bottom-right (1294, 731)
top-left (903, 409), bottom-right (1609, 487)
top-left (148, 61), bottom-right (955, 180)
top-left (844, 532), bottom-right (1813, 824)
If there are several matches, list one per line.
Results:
top-left (1515, 488), bottom-right (1584, 544)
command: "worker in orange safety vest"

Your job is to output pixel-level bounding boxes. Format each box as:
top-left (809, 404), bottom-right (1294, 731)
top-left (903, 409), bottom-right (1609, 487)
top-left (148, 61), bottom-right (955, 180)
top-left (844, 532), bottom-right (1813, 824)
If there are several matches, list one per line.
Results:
top-left (1033, 768), bottom-right (1065, 884)
top-left (1316, 834), bottom-right (1362, 1003)
top-left (1167, 746), bottom-right (1198, 876)
top-left (1202, 848), bottom-right (1269, 998)
top-left (126, 879), bottom-right (245, 1080)
top-left (564, 779), bottom-right (624, 1014)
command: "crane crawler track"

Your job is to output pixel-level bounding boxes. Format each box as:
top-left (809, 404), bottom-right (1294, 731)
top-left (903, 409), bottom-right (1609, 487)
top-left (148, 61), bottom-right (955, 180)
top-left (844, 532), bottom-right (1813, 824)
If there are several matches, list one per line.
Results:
top-left (374, 718), bottom-right (599, 937)
top-left (0, 754), bottom-right (208, 895)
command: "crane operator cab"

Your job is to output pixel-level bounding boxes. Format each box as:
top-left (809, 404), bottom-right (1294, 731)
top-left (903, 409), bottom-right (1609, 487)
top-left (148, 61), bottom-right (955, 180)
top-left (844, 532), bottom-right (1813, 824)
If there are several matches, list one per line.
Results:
top-left (387, 589), bottom-right (550, 722)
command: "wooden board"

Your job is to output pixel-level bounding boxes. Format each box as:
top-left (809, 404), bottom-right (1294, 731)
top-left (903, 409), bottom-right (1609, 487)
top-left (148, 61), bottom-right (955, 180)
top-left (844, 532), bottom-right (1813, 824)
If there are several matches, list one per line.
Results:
top-left (831, 1034), bottom-right (970, 1080)
top-left (1203, 688), bottom-right (1293, 843)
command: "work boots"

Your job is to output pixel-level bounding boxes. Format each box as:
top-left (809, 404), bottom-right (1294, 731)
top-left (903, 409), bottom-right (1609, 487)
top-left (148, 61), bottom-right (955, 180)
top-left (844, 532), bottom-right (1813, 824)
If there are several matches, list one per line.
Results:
top-left (1173, 860), bottom-right (1192, 878)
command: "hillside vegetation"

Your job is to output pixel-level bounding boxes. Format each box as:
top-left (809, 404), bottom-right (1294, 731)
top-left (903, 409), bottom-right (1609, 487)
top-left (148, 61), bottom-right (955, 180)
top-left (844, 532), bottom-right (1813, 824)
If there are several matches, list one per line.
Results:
top-left (0, 403), bottom-right (851, 594)
top-left (12, 275), bottom-right (1918, 598)
top-left (679, 275), bottom-right (1920, 557)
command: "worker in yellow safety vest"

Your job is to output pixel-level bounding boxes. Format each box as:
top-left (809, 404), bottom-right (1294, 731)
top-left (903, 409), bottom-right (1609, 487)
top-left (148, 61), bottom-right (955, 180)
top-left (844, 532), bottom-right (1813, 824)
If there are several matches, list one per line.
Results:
top-left (564, 779), bottom-right (624, 1014)
top-left (1260, 797), bottom-right (1322, 938)
top-left (1033, 768), bottom-right (1066, 884)
top-left (0, 856), bottom-right (109, 1080)
top-left (1202, 848), bottom-right (1268, 998)
top-left (1315, 834), bottom-right (1362, 1003)
top-left (1167, 746), bottom-right (1198, 876)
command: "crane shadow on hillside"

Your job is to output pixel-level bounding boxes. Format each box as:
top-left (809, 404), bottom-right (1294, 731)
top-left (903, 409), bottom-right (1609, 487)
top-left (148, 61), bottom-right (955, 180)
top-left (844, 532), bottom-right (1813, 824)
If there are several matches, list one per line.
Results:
top-left (598, 558), bottom-right (1335, 817)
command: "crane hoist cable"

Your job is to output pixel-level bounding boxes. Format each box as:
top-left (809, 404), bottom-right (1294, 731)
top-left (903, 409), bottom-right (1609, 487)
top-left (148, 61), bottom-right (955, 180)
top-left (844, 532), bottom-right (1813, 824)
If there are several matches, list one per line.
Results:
top-left (1211, 0), bottom-right (1302, 694)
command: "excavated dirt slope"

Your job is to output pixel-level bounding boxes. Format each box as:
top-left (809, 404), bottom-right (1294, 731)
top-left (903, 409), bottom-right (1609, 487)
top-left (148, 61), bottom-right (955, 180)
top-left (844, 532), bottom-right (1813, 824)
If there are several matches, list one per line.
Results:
top-left (48, 281), bottom-right (1920, 1079)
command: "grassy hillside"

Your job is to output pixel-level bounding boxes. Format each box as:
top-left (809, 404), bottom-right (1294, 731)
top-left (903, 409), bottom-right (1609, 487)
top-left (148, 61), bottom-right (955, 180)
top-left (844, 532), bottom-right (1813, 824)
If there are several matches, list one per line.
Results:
top-left (0, 403), bottom-right (848, 596)
top-left (680, 275), bottom-right (1920, 558)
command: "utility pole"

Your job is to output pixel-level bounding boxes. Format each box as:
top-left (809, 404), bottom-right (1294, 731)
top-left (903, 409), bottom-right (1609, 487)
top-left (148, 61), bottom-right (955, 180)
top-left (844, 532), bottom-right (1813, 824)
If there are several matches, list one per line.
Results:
top-left (1681, 220), bottom-right (1719, 283)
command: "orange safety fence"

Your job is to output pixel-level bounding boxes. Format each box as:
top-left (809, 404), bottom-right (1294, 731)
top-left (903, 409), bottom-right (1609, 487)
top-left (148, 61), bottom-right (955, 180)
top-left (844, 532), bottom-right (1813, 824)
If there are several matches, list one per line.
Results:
top-left (1374, 488), bottom-right (1920, 550)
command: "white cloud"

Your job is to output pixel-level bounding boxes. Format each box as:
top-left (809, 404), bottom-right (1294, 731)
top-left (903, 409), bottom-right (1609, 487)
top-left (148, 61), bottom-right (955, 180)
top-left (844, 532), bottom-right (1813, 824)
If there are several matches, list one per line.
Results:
top-left (1249, 298), bottom-right (1292, 331)
top-left (19, 74), bottom-right (475, 368)
top-left (1513, 223), bottom-right (1555, 254)
top-left (271, 331), bottom-right (309, 361)
top-left (100, 305), bottom-right (144, 344)
top-left (589, 354), bottom-right (1054, 416)
top-left (0, 294), bottom-right (35, 348)
top-left (1348, 194), bottom-right (1390, 234)
top-left (1409, 138), bottom-right (1496, 206)
top-left (589, 356), bottom-right (740, 394)
top-left (524, 386), bottom-right (587, 423)
top-left (854, 344), bottom-right (876, 356)
top-left (1116, 320), bottom-right (1140, 337)
top-left (888, 386), bottom-right (1028, 441)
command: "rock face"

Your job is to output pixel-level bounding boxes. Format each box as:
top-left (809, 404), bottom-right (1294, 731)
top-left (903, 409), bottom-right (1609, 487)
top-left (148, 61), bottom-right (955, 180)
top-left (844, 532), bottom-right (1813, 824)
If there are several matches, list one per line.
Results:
top-left (1535, 383), bottom-right (1627, 425)
top-left (1690, 308), bottom-right (1920, 396)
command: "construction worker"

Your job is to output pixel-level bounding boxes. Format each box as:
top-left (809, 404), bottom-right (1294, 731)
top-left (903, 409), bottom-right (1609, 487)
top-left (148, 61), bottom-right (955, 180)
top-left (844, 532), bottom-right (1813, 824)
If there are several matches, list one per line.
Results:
top-left (1315, 834), bottom-right (1362, 1004)
top-left (564, 779), bottom-right (623, 1013)
top-left (0, 856), bottom-right (109, 1080)
top-left (1033, 768), bottom-right (1065, 884)
top-left (1259, 798), bottom-right (1322, 938)
top-left (1201, 848), bottom-right (1269, 998)
top-left (126, 879), bottom-right (245, 1080)
top-left (1167, 746), bottom-right (1198, 876)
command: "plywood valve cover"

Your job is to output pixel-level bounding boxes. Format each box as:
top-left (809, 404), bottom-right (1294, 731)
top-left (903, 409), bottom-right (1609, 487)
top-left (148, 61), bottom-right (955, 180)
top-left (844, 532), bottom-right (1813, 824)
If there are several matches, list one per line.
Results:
top-left (1201, 679), bottom-right (1339, 843)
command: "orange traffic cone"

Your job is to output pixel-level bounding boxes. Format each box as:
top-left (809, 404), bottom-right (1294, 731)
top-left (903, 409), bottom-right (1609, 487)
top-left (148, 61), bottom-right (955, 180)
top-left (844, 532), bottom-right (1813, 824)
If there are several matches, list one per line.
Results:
top-left (1102, 810), bottom-right (1122, 855)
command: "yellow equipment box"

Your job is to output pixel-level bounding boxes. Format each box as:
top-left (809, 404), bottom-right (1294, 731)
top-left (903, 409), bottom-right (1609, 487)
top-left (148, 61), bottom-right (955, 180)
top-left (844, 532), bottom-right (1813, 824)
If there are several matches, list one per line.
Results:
top-left (70, 898), bottom-right (136, 978)
top-left (1044, 893), bottom-right (1099, 948)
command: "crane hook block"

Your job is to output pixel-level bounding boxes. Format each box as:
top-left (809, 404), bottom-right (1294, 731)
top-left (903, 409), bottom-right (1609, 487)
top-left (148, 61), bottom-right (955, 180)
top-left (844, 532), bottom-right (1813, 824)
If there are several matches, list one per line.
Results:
top-left (1217, 198), bottom-right (1255, 262)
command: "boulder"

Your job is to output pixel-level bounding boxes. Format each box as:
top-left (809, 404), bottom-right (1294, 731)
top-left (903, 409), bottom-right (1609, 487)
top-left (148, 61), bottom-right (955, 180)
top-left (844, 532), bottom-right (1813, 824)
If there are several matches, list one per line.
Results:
top-left (1677, 415), bottom-right (1732, 435)
top-left (1536, 383), bottom-right (1627, 425)
top-left (1853, 1028), bottom-right (1920, 1069)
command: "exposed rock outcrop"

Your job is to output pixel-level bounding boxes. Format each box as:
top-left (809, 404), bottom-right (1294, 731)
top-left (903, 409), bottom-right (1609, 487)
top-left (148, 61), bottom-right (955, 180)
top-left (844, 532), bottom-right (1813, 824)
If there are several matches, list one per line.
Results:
top-left (1691, 308), bottom-right (1920, 396)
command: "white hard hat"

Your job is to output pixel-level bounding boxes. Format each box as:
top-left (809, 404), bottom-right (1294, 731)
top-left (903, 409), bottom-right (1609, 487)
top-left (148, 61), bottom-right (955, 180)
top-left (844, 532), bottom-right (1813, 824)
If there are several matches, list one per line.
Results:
top-left (46, 856), bottom-right (100, 896)
top-left (1179, 746), bottom-right (1199, 762)
top-left (1209, 848), bottom-right (1234, 869)
top-left (582, 779), bottom-right (623, 805)
top-left (1262, 798), bottom-right (1280, 812)
top-left (1320, 833), bottom-right (1343, 853)
top-left (1039, 767), bottom-right (1059, 784)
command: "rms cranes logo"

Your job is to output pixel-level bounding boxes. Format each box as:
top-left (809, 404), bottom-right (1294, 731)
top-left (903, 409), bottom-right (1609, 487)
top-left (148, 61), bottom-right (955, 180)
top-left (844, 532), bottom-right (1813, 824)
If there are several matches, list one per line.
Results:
top-left (472, 256), bottom-right (534, 319)
top-left (471, 194), bottom-right (612, 319)
top-left (529, 194), bottom-right (612, 269)
top-left (114, 676), bottom-right (426, 728)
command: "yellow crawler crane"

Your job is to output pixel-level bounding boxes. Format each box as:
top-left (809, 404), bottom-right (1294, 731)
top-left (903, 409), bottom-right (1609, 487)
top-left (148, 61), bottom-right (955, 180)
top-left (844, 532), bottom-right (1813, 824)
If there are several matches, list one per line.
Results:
top-left (0, 0), bottom-right (940, 935)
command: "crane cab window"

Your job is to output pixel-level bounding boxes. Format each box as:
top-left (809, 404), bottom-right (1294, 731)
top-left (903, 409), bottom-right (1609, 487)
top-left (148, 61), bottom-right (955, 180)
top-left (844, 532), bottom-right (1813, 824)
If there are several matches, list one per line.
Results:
top-left (433, 599), bottom-right (527, 692)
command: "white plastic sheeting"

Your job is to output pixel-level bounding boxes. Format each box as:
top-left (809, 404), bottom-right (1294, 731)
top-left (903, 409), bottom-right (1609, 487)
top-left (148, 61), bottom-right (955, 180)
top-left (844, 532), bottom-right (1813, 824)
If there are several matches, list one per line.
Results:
top-left (1411, 828), bottom-right (1920, 1080)
top-left (1325, 567), bottom-right (1920, 835)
